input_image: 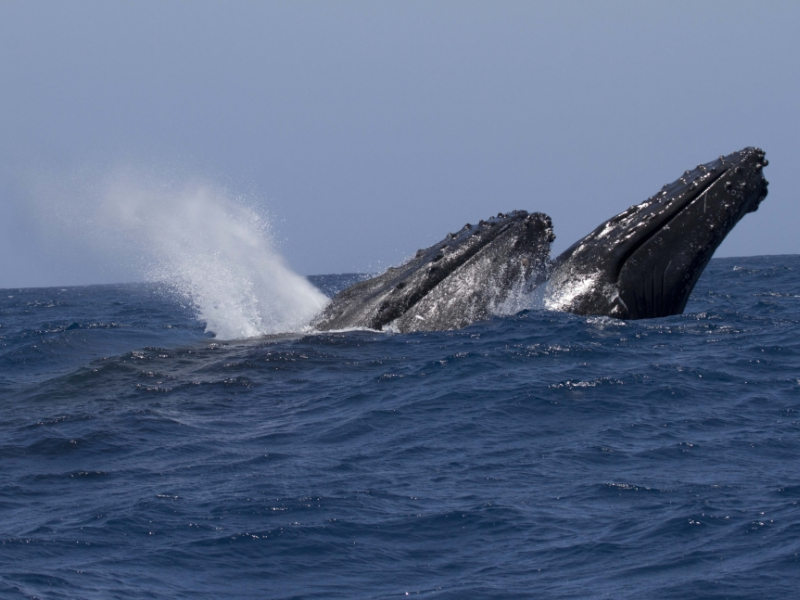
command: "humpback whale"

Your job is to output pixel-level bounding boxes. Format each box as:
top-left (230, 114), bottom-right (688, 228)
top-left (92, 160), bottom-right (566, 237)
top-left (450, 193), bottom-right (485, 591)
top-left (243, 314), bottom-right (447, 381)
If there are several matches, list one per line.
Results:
top-left (314, 211), bottom-right (555, 332)
top-left (313, 147), bottom-right (769, 332)
top-left (547, 146), bottom-right (769, 319)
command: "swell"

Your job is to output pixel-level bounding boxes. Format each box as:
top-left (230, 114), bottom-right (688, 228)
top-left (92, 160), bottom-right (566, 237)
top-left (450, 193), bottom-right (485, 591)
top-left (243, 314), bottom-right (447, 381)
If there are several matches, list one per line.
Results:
top-left (1, 257), bottom-right (800, 599)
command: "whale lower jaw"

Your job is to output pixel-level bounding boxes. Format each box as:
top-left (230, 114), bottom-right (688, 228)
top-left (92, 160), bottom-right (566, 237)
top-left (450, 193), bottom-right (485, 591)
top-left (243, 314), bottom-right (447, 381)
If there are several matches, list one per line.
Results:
top-left (313, 211), bottom-right (555, 333)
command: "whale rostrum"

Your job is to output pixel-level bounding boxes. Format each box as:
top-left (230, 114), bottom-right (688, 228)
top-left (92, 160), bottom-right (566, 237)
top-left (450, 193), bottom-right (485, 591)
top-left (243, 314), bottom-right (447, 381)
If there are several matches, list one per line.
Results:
top-left (313, 147), bottom-right (769, 332)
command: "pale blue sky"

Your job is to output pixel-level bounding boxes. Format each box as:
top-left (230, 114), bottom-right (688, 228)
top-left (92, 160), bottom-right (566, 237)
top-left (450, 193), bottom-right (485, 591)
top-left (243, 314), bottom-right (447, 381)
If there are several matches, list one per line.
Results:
top-left (1, 1), bottom-right (798, 287)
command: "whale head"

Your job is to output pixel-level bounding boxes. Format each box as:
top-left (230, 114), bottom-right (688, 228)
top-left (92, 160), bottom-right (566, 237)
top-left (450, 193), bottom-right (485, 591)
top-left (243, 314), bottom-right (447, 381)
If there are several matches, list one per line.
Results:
top-left (548, 147), bottom-right (769, 319)
top-left (314, 210), bottom-right (555, 332)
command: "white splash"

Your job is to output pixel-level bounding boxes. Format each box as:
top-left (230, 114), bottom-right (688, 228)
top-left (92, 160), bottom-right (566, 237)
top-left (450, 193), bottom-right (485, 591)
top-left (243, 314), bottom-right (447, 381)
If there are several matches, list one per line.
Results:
top-left (542, 271), bottom-right (600, 312)
top-left (27, 167), bottom-right (329, 340)
top-left (99, 173), bottom-right (328, 339)
top-left (491, 271), bottom-right (549, 317)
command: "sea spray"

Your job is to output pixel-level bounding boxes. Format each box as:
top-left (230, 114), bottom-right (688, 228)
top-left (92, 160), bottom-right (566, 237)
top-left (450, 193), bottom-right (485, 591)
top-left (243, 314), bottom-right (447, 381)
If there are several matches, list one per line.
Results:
top-left (28, 167), bottom-right (329, 339)
top-left (101, 173), bottom-right (329, 339)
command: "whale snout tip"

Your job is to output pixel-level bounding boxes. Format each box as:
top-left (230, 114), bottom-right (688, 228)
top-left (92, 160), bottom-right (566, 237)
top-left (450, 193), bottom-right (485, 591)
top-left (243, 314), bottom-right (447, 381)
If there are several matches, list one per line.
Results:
top-left (727, 147), bottom-right (769, 214)
top-left (741, 147), bottom-right (768, 170)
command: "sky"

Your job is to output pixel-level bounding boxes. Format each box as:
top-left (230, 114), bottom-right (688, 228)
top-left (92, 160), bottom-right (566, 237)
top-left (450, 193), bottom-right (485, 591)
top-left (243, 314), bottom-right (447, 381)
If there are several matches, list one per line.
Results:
top-left (1, 1), bottom-right (798, 288)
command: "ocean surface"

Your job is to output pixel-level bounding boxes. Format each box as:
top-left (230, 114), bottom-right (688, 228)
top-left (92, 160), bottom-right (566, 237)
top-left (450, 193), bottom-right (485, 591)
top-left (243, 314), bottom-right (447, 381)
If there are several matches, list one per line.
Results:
top-left (2, 255), bottom-right (799, 599)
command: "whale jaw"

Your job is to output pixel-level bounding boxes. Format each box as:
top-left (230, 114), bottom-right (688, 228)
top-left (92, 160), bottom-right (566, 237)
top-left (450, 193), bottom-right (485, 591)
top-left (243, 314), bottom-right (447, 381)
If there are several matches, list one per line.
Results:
top-left (313, 211), bottom-right (555, 332)
top-left (312, 147), bottom-right (769, 331)
top-left (549, 147), bottom-right (769, 319)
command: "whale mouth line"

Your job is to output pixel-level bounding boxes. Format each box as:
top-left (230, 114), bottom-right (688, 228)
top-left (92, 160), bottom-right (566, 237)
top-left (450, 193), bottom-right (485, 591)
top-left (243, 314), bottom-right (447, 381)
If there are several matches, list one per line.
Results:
top-left (371, 216), bottom-right (520, 328)
top-left (614, 168), bottom-right (727, 281)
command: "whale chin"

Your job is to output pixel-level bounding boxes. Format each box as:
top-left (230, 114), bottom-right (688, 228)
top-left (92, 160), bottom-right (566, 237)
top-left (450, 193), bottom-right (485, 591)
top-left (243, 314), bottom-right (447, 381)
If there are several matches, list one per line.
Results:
top-left (312, 147), bottom-right (769, 332)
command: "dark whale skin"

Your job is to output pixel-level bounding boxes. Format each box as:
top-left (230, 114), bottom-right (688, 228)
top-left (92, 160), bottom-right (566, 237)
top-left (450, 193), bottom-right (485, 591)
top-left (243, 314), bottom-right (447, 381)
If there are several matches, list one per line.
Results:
top-left (312, 147), bottom-right (768, 331)
top-left (549, 147), bottom-right (769, 319)
top-left (313, 211), bottom-right (555, 332)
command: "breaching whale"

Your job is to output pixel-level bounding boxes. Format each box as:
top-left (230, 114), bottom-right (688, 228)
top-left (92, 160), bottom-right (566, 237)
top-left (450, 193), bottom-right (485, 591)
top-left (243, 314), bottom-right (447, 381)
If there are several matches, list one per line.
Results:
top-left (313, 147), bottom-right (769, 332)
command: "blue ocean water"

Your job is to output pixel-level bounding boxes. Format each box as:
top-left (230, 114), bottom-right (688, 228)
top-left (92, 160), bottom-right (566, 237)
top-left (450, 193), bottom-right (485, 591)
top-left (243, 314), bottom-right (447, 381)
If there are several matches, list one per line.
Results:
top-left (1, 256), bottom-right (799, 599)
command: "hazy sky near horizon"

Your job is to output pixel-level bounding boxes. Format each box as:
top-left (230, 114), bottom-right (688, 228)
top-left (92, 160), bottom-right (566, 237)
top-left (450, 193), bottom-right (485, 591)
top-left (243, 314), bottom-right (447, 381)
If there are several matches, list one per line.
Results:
top-left (1, 1), bottom-right (798, 288)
